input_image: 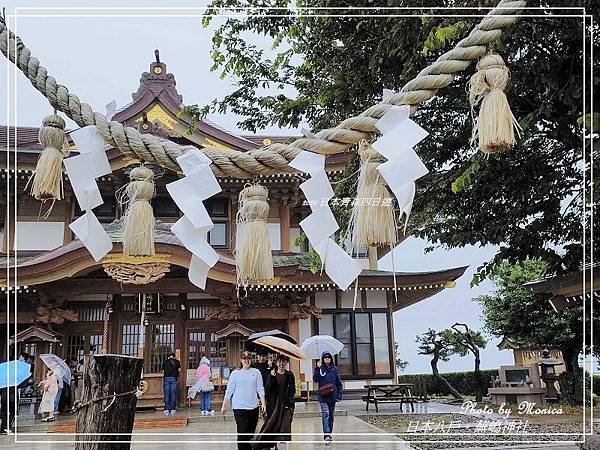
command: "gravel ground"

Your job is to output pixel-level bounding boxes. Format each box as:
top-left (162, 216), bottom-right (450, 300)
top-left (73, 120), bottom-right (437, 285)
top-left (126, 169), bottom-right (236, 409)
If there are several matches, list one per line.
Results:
top-left (358, 414), bottom-right (585, 449)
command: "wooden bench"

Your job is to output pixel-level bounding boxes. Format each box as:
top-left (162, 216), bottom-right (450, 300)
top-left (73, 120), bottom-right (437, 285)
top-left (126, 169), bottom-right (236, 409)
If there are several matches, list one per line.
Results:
top-left (362, 384), bottom-right (416, 413)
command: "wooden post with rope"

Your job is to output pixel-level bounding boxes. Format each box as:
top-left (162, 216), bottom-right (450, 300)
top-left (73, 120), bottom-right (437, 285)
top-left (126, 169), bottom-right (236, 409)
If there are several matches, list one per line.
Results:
top-left (75, 355), bottom-right (143, 450)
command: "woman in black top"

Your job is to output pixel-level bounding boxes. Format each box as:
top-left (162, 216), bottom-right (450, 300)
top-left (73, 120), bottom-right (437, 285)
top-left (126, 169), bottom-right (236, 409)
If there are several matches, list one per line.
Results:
top-left (252, 354), bottom-right (295, 449)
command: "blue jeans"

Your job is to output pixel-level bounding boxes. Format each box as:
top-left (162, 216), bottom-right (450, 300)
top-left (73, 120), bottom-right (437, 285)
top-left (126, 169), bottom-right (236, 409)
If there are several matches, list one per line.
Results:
top-left (163, 377), bottom-right (177, 411)
top-left (200, 391), bottom-right (212, 412)
top-left (319, 401), bottom-right (336, 438)
top-left (54, 387), bottom-right (62, 413)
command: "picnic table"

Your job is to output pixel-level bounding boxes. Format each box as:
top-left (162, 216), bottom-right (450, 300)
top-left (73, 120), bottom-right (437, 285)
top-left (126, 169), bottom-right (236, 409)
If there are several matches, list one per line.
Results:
top-left (362, 383), bottom-right (416, 413)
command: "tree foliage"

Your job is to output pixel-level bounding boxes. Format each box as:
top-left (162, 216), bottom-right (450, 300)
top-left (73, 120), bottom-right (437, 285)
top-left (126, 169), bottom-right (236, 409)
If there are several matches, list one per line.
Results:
top-left (194, 0), bottom-right (599, 282)
top-left (474, 259), bottom-right (597, 372)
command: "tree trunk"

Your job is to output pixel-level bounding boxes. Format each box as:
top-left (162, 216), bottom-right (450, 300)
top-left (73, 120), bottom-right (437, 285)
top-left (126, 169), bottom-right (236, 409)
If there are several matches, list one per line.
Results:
top-left (561, 346), bottom-right (580, 373)
top-left (75, 354), bottom-right (144, 450)
top-left (431, 353), bottom-right (463, 400)
top-left (474, 353), bottom-right (483, 403)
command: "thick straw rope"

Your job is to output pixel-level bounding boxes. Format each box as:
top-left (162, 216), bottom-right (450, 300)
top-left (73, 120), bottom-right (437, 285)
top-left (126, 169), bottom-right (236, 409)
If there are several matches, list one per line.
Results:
top-left (0, 1), bottom-right (525, 177)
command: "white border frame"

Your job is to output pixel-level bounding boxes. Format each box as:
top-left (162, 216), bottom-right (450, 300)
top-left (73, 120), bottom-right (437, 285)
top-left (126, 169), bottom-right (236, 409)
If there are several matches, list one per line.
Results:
top-left (3, 4), bottom-right (595, 446)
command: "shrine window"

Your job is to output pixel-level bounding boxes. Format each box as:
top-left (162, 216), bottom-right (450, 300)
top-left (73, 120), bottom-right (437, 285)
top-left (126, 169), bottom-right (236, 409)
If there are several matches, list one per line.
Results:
top-left (79, 306), bottom-right (104, 322)
top-left (121, 323), bottom-right (141, 357)
top-left (208, 222), bottom-right (228, 247)
top-left (315, 309), bottom-right (392, 378)
top-left (152, 196), bottom-right (180, 218)
top-left (206, 198), bottom-right (228, 217)
top-left (149, 323), bottom-right (175, 373)
top-left (65, 334), bottom-right (103, 362)
top-left (187, 332), bottom-right (206, 369)
top-left (210, 333), bottom-right (227, 369)
top-left (188, 305), bottom-right (209, 320)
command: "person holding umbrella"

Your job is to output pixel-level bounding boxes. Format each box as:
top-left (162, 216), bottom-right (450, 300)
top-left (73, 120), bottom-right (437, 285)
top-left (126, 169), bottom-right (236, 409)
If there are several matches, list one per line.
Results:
top-left (0, 360), bottom-right (31, 433)
top-left (252, 354), bottom-right (296, 449)
top-left (252, 347), bottom-right (271, 388)
top-left (38, 368), bottom-right (59, 422)
top-left (313, 352), bottom-right (343, 445)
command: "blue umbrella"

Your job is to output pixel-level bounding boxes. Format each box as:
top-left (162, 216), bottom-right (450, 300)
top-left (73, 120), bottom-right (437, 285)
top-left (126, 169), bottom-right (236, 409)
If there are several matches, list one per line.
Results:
top-left (0, 360), bottom-right (31, 389)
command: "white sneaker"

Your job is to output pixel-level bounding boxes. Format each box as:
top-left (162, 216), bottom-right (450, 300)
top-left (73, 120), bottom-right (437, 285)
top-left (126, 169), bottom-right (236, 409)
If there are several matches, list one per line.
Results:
top-left (201, 411), bottom-right (206, 416)
top-left (209, 410), bottom-right (214, 416)
top-left (170, 410), bottom-right (176, 415)
top-left (163, 410), bottom-right (169, 416)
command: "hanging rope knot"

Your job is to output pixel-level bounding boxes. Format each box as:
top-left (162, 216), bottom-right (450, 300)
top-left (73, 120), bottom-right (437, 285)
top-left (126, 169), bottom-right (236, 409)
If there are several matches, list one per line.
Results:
top-left (29, 113), bottom-right (68, 202)
top-left (468, 53), bottom-right (521, 154)
top-left (121, 165), bottom-right (156, 256)
top-left (235, 183), bottom-right (273, 284)
top-left (350, 141), bottom-right (397, 248)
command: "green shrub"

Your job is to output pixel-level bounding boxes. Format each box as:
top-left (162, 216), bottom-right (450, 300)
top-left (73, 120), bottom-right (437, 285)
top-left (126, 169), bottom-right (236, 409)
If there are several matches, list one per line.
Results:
top-left (398, 370), bottom-right (499, 397)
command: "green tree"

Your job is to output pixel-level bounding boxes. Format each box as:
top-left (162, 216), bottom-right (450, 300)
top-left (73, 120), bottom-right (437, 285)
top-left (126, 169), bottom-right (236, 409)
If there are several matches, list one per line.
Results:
top-left (445, 323), bottom-right (487, 402)
top-left (416, 329), bottom-right (463, 400)
top-left (192, 0), bottom-right (599, 283)
top-left (474, 260), bottom-right (591, 373)
top-left (393, 341), bottom-right (409, 374)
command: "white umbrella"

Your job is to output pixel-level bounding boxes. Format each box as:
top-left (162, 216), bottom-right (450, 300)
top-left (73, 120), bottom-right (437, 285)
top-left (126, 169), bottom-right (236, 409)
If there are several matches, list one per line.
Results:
top-left (39, 354), bottom-right (71, 384)
top-left (301, 335), bottom-right (344, 359)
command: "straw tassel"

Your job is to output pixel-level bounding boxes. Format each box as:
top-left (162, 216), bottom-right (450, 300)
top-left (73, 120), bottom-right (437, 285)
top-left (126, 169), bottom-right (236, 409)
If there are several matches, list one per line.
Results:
top-left (469, 53), bottom-right (521, 154)
top-left (122, 165), bottom-right (155, 256)
top-left (350, 141), bottom-right (397, 247)
top-left (235, 184), bottom-right (274, 284)
top-left (30, 114), bottom-right (68, 201)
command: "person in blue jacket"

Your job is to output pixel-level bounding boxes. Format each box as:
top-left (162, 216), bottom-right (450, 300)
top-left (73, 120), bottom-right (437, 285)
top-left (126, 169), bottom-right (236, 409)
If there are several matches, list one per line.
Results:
top-left (312, 351), bottom-right (343, 444)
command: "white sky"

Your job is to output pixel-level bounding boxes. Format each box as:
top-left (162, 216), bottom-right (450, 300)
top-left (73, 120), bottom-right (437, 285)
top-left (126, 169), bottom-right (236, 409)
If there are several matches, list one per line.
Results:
top-left (1, 2), bottom-right (517, 374)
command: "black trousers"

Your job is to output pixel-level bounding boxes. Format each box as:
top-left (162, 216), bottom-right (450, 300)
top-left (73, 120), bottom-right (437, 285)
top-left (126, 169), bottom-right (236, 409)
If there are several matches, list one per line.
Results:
top-left (233, 407), bottom-right (259, 450)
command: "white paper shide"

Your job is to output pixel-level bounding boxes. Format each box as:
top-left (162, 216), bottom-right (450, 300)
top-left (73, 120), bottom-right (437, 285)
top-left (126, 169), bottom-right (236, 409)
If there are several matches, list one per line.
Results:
top-left (64, 126), bottom-right (112, 261)
top-left (289, 151), bottom-right (361, 291)
top-left (166, 149), bottom-right (221, 289)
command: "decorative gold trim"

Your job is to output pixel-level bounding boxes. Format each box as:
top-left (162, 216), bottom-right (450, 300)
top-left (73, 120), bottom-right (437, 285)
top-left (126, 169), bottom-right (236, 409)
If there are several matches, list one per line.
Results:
top-left (204, 138), bottom-right (233, 153)
top-left (0, 279), bottom-right (6, 289)
top-left (135, 104), bottom-right (177, 130)
top-left (103, 262), bottom-right (170, 285)
top-left (444, 281), bottom-right (457, 288)
top-left (101, 254), bottom-right (171, 265)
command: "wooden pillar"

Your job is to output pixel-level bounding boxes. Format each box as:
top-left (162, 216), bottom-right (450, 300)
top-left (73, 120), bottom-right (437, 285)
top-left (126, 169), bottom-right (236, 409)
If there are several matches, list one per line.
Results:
top-left (175, 293), bottom-right (186, 406)
top-left (63, 193), bottom-right (74, 244)
top-left (386, 291), bottom-right (397, 382)
top-left (368, 246), bottom-right (378, 270)
top-left (229, 195), bottom-right (238, 251)
top-left (3, 191), bottom-right (15, 253)
top-left (280, 197), bottom-right (290, 252)
top-left (287, 317), bottom-right (300, 380)
top-left (75, 354), bottom-right (144, 450)
top-left (109, 295), bottom-right (121, 355)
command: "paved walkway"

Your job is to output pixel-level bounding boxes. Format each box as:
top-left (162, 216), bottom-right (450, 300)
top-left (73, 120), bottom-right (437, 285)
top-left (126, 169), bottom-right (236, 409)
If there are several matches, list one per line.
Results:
top-left (0, 415), bottom-right (409, 449)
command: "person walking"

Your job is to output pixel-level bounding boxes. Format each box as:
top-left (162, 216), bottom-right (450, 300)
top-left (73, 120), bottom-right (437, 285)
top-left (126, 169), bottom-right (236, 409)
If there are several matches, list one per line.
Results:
top-left (38, 369), bottom-right (59, 422)
top-left (196, 356), bottom-right (214, 416)
top-left (313, 352), bottom-right (343, 444)
top-left (53, 369), bottom-right (64, 416)
top-left (162, 352), bottom-right (181, 416)
top-left (221, 351), bottom-right (266, 450)
top-left (252, 354), bottom-right (295, 450)
top-left (252, 348), bottom-right (271, 388)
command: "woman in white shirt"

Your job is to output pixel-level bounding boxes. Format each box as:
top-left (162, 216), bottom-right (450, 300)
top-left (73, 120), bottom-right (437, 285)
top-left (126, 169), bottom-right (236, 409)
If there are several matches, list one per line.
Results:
top-left (221, 351), bottom-right (267, 450)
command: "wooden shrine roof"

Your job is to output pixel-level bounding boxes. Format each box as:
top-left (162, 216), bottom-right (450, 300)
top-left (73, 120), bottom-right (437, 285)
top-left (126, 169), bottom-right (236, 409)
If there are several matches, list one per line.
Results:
top-left (0, 223), bottom-right (467, 311)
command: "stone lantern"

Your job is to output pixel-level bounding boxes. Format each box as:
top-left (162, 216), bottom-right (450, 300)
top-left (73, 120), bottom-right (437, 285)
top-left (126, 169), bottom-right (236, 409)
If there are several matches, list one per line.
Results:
top-left (538, 349), bottom-right (561, 401)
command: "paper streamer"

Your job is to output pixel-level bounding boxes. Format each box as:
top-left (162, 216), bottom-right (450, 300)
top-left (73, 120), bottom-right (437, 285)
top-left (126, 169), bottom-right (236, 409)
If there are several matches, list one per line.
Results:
top-left (290, 151), bottom-right (361, 291)
top-left (166, 148), bottom-right (222, 289)
top-left (372, 105), bottom-right (430, 231)
top-left (64, 126), bottom-right (113, 261)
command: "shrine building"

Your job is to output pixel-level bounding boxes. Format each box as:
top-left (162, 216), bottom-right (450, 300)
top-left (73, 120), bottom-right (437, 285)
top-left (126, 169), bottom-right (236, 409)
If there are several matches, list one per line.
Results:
top-left (0, 53), bottom-right (466, 407)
